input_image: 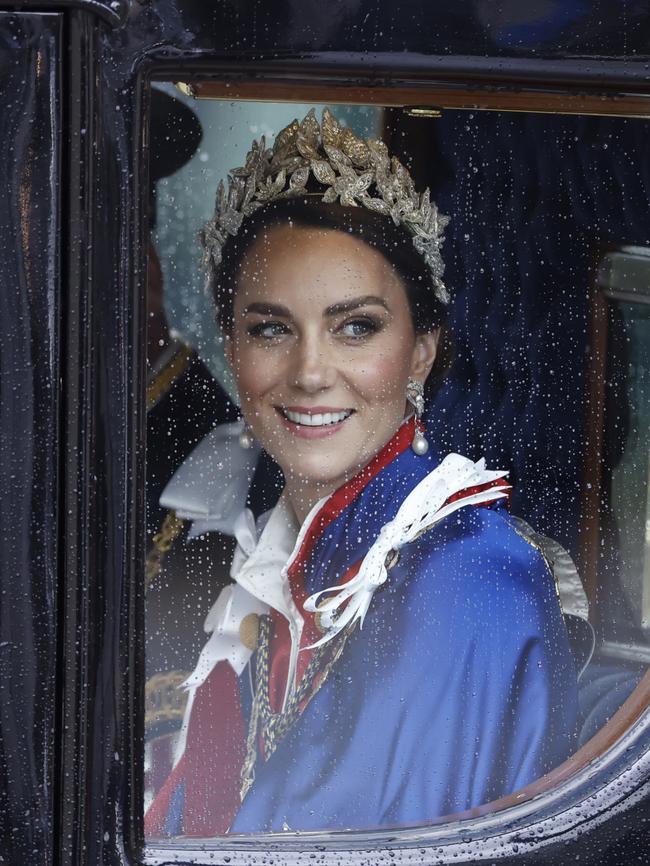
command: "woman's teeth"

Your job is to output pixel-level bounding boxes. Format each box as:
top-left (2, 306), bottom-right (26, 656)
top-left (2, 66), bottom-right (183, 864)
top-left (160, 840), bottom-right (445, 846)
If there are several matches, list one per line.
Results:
top-left (282, 409), bottom-right (352, 427)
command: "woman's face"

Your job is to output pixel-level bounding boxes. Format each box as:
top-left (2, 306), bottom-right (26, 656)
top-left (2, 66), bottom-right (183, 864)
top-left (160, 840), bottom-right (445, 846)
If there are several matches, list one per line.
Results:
top-left (227, 224), bottom-right (438, 512)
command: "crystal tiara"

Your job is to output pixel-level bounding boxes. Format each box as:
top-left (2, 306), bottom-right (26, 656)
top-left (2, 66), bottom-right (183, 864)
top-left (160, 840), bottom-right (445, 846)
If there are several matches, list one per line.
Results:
top-left (200, 108), bottom-right (450, 303)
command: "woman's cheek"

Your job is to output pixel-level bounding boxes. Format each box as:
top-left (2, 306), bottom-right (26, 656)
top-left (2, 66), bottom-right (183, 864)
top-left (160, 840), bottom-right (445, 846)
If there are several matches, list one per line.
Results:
top-left (233, 345), bottom-right (274, 400)
top-left (356, 346), bottom-right (409, 405)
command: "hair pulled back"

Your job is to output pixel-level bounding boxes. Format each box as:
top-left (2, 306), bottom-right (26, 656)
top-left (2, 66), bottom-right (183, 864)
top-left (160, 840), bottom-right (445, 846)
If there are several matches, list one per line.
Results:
top-left (209, 196), bottom-right (454, 392)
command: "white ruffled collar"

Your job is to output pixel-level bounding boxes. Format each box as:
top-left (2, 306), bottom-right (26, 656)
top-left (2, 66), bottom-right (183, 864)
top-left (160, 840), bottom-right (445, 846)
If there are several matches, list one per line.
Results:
top-left (160, 421), bottom-right (324, 708)
top-left (160, 420), bottom-right (260, 540)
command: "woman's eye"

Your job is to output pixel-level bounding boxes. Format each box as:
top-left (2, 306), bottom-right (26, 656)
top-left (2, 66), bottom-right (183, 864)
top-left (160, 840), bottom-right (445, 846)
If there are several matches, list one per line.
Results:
top-left (247, 321), bottom-right (290, 339)
top-left (338, 317), bottom-right (380, 338)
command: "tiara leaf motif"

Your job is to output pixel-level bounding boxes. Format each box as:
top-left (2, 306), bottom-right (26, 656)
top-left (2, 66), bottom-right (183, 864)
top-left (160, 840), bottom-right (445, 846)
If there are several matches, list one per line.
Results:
top-left (201, 108), bottom-right (450, 303)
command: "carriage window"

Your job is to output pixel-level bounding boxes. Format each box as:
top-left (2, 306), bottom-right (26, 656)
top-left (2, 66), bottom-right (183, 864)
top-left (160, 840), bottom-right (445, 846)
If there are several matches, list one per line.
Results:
top-left (143, 87), bottom-right (650, 845)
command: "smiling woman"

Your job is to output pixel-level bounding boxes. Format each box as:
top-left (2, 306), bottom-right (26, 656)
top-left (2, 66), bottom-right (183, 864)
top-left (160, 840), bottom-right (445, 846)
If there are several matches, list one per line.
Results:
top-left (144, 108), bottom-right (581, 837)
top-left (225, 224), bottom-right (438, 520)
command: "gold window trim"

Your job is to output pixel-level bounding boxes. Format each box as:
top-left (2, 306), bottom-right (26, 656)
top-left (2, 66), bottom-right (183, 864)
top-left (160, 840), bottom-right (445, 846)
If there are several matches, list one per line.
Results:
top-left (175, 79), bottom-right (650, 119)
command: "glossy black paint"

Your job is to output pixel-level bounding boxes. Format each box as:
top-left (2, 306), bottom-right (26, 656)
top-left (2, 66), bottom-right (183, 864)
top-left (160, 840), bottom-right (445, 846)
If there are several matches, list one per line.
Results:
top-left (1, 1), bottom-right (650, 865)
top-left (56, 10), bottom-right (137, 866)
top-left (0, 12), bottom-right (61, 866)
top-left (118, 0), bottom-right (650, 61)
top-left (0, 0), bottom-right (126, 25)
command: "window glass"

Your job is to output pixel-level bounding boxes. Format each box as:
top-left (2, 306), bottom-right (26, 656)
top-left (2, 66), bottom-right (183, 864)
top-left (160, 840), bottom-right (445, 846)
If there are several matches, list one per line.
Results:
top-left (144, 91), bottom-right (650, 841)
top-left (612, 298), bottom-right (650, 629)
top-left (597, 249), bottom-right (650, 641)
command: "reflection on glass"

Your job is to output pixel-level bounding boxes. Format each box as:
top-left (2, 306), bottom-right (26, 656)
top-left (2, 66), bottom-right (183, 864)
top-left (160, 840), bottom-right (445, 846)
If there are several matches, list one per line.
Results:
top-left (600, 251), bottom-right (650, 639)
top-left (144, 95), bottom-right (649, 840)
top-left (610, 304), bottom-right (650, 627)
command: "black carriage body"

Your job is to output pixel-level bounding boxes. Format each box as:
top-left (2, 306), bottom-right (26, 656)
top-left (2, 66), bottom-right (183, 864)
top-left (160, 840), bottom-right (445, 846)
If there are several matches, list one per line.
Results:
top-left (1, 2), bottom-right (650, 865)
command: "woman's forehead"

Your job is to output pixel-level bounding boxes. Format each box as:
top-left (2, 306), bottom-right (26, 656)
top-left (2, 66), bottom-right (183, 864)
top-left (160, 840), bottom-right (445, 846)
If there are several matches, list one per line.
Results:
top-left (236, 223), bottom-right (404, 309)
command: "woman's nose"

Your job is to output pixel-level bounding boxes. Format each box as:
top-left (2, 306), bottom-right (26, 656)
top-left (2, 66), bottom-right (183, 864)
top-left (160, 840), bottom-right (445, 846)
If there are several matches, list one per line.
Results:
top-left (289, 335), bottom-right (336, 393)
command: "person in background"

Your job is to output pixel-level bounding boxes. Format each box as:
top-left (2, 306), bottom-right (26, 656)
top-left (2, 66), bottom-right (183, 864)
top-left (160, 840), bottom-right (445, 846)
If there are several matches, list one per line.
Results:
top-left (144, 88), bottom-right (240, 798)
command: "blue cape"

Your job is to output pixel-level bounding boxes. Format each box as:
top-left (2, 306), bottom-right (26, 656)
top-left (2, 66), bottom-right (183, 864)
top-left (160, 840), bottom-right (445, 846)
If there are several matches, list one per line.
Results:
top-left (231, 438), bottom-right (578, 832)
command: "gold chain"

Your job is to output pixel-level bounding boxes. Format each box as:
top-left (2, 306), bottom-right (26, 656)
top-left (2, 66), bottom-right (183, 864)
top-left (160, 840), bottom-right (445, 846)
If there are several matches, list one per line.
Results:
top-left (240, 615), bottom-right (355, 802)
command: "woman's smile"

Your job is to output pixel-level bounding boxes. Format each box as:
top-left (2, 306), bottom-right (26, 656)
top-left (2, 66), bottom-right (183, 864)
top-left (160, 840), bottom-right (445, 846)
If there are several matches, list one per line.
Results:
top-left (276, 405), bottom-right (355, 438)
top-left (227, 224), bottom-right (438, 521)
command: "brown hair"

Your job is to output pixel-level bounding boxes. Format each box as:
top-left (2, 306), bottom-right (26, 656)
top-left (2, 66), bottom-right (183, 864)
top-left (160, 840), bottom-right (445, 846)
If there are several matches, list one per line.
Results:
top-left (207, 196), bottom-right (454, 395)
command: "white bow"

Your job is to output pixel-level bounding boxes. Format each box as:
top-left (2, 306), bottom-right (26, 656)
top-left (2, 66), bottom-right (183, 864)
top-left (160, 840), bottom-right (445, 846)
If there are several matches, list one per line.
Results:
top-left (303, 454), bottom-right (510, 647)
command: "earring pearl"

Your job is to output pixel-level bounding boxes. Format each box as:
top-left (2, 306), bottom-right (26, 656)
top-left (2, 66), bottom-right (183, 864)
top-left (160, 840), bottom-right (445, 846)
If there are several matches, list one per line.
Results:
top-left (411, 427), bottom-right (429, 456)
top-left (238, 425), bottom-right (255, 450)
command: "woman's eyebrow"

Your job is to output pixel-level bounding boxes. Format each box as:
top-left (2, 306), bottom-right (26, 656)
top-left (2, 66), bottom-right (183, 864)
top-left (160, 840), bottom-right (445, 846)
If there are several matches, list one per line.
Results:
top-left (324, 295), bottom-right (389, 317)
top-left (241, 301), bottom-right (292, 317)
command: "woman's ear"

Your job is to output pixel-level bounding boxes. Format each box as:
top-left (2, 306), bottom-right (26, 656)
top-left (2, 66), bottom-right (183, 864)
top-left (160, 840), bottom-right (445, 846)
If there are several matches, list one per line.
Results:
top-left (409, 330), bottom-right (439, 381)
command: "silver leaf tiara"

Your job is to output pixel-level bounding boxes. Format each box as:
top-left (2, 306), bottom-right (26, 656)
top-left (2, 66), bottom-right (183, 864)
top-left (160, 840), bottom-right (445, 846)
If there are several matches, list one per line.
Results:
top-left (201, 108), bottom-right (450, 303)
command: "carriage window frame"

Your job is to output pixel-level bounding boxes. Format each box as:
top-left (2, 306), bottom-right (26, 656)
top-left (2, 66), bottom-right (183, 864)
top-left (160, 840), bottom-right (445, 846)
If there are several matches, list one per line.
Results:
top-left (140, 68), bottom-right (650, 866)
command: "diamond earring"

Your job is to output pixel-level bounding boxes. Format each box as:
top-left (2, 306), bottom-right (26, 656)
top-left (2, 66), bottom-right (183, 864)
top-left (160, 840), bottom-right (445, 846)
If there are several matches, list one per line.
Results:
top-left (406, 378), bottom-right (429, 456)
top-left (238, 421), bottom-right (255, 450)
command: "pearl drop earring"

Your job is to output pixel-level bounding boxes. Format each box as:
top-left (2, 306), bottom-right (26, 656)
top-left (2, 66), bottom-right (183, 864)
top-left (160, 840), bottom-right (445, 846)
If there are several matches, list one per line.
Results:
top-left (238, 421), bottom-right (255, 450)
top-left (406, 378), bottom-right (429, 455)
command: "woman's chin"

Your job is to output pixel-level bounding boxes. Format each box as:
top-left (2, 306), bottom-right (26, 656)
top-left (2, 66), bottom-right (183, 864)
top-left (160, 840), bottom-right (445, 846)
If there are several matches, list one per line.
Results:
top-left (262, 418), bottom-right (397, 495)
top-left (278, 451), bottom-right (375, 498)
top-left (283, 461), bottom-right (350, 491)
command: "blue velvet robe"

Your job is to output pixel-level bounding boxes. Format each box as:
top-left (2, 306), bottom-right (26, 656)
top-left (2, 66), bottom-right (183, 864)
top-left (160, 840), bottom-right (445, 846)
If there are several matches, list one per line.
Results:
top-left (229, 438), bottom-right (578, 832)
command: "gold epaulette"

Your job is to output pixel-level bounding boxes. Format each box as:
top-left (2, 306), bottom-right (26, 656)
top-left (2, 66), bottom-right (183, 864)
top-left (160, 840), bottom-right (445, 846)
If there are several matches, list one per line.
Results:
top-left (146, 343), bottom-right (192, 411)
top-left (145, 670), bottom-right (191, 730)
top-left (145, 509), bottom-right (185, 588)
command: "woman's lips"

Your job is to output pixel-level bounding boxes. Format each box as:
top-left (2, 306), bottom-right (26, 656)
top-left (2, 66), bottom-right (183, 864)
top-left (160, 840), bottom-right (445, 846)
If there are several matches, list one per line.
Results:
top-left (275, 406), bottom-right (354, 439)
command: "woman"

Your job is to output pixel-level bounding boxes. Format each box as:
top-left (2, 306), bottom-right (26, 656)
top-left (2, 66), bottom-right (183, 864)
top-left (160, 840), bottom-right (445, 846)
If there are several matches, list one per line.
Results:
top-left (145, 109), bottom-right (578, 836)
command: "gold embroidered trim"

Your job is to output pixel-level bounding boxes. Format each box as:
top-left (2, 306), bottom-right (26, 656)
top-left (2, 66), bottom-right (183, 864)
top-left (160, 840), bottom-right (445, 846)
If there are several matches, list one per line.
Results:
top-left (509, 519), bottom-right (562, 605)
top-left (145, 509), bottom-right (185, 589)
top-left (146, 344), bottom-right (192, 411)
top-left (145, 669), bottom-right (191, 729)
